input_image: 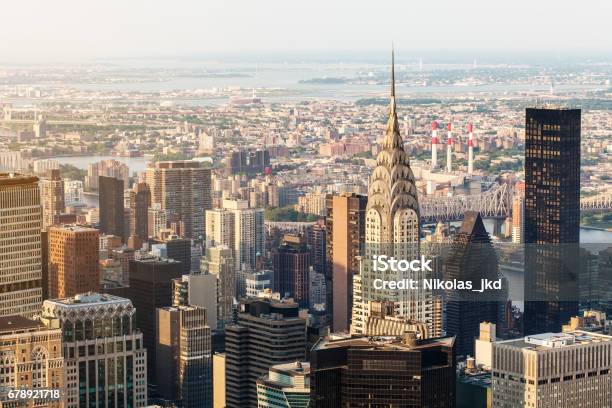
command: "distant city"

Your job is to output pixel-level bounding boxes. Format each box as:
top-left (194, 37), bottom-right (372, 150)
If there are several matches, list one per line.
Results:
top-left (0, 44), bottom-right (611, 408)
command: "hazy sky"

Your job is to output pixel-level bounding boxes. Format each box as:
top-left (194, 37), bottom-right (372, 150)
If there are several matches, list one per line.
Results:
top-left (1, 0), bottom-right (611, 61)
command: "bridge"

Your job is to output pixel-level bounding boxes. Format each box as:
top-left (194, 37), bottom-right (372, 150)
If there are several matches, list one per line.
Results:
top-left (419, 184), bottom-right (611, 223)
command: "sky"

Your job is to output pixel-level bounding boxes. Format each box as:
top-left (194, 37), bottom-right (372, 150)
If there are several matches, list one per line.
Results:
top-left (1, 0), bottom-right (611, 62)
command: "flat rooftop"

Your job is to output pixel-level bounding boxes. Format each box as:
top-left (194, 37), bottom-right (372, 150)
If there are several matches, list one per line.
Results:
top-left (0, 315), bottom-right (42, 333)
top-left (498, 330), bottom-right (612, 350)
top-left (313, 334), bottom-right (455, 352)
top-left (44, 292), bottom-right (130, 307)
top-left (0, 172), bottom-right (38, 186)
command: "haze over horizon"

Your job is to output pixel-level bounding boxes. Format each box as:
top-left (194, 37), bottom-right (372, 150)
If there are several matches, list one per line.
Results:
top-left (1, 0), bottom-right (611, 63)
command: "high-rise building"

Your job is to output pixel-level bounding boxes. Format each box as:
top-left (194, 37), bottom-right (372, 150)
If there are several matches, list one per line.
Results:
top-left (511, 181), bottom-right (525, 244)
top-left (167, 236), bottom-right (192, 274)
top-left (0, 315), bottom-right (64, 408)
top-left (225, 298), bottom-right (306, 407)
top-left (41, 293), bottom-right (148, 408)
top-left (257, 361), bottom-right (310, 408)
top-left (205, 208), bottom-right (234, 248)
top-left (84, 159), bottom-right (129, 192)
top-left (443, 212), bottom-right (500, 358)
top-left (351, 52), bottom-right (434, 336)
top-left (524, 108), bottom-right (581, 335)
top-left (310, 333), bottom-right (456, 407)
top-left (148, 203), bottom-right (168, 240)
top-left (201, 245), bottom-right (235, 329)
top-left (99, 175), bottom-right (126, 241)
top-left (127, 258), bottom-right (183, 381)
top-left (128, 182), bottom-right (150, 247)
top-left (273, 235), bottom-right (311, 308)
top-left (156, 305), bottom-right (212, 408)
top-left (224, 150), bottom-right (270, 176)
top-left (306, 220), bottom-right (326, 276)
top-left (47, 225), bottom-right (100, 299)
top-left (325, 193), bottom-right (366, 332)
top-left (41, 169), bottom-right (65, 230)
top-left (146, 161), bottom-right (212, 240)
top-left (0, 173), bottom-right (43, 318)
top-left (245, 270), bottom-right (272, 298)
top-left (492, 331), bottom-right (612, 407)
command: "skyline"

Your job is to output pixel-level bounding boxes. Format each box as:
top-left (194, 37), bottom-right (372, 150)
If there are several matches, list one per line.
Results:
top-left (1, 0), bottom-right (612, 62)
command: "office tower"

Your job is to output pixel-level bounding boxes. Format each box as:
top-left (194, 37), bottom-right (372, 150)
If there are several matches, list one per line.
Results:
top-left (225, 298), bottom-right (306, 407)
top-left (0, 315), bottom-right (64, 408)
top-left (148, 203), bottom-right (168, 239)
top-left (128, 182), bottom-right (150, 247)
top-left (156, 306), bottom-right (212, 408)
top-left (41, 293), bottom-right (147, 408)
top-left (99, 175), bottom-right (126, 241)
top-left (128, 258), bottom-right (183, 381)
top-left (0, 173), bottom-right (43, 318)
top-left (524, 108), bottom-right (581, 335)
top-left (492, 331), bottom-right (612, 407)
top-left (146, 161), bottom-right (212, 240)
top-left (306, 220), bottom-right (326, 275)
top-left (325, 193), bottom-right (366, 332)
top-left (273, 235), bottom-right (311, 308)
top-left (224, 199), bottom-right (265, 273)
top-left (444, 212), bottom-right (499, 358)
top-left (205, 208), bottom-right (234, 248)
top-left (352, 52), bottom-right (433, 336)
top-left (184, 273), bottom-right (219, 330)
top-left (257, 362), bottom-right (310, 408)
top-left (167, 236), bottom-right (192, 274)
top-left (474, 322), bottom-right (496, 370)
top-left (109, 247), bottom-right (135, 287)
top-left (511, 195), bottom-right (525, 244)
top-left (198, 129), bottom-right (215, 155)
top-left (47, 225), bottom-right (100, 299)
top-left (201, 245), bottom-right (235, 329)
top-left (41, 169), bottom-right (65, 230)
top-left (213, 353), bottom-right (226, 408)
top-left (64, 179), bottom-right (84, 207)
top-left (310, 333), bottom-right (456, 407)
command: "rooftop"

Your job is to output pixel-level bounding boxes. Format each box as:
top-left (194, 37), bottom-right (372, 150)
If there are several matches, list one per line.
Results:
top-left (270, 361), bottom-right (310, 376)
top-left (498, 330), bottom-right (612, 350)
top-left (0, 315), bottom-right (42, 333)
top-left (44, 292), bottom-right (130, 307)
top-left (0, 172), bottom-right (38, 186)
top-left (313, 333), bottom-right (455, 352)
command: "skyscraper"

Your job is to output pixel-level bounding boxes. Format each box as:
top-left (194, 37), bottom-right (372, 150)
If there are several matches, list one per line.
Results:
top-left (47, 224), bottom-right (100, 299)
top-left (0, 173), bottom-right (43, 318)
top-left (128, 182), bottom-right (151, 247)
top-left (128, 258), bottom-right (183, 381)
top-left (524, 107), bottom-right (581, 335)
top-left (156, 305), bottom-right (212, 408)
top-left (352, 52), bottom-right (433, 336)
top-left (443, 211), bottom-right (499, 358)
top-left (99, 175), bottom-right (126, 241)
top-left (41, 293), bottom-right (148, 408)
top-left (41, 169), bottom-right (65, 230)
top-left (492, 331), bottom-right (612, 407)
top-left (273, 235), bottom-right (311, 308)
top-left (310, 333), bottom-right (456, 407)
top-left (201, 245), bottom-right (235, 329)
top-left (167, 236), bottom-right (192, 274)
top-left (225, 298), bottom-right (306, 407)
top-left (325, 193), bottom-right (366, 332)
top-left (146, 161), bottom-right (212, 240)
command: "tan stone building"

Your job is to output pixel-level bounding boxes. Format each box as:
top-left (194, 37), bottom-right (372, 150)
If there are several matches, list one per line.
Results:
top-left (0, 315), bottom-right (64, 408)
top-left (0, 173), bottom-right (43, 318)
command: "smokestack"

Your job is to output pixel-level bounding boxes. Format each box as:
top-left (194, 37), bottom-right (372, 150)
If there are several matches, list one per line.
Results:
top-left (446, 122), bottom-right (452, 172)
top-left (467, 123), bottom-right (474, 175)
top-left (431, 121), bottom-right (438, 169)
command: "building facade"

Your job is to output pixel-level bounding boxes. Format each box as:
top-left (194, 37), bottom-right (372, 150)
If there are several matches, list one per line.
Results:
top-left (41, 169), bottom-right (65, 230)
top-left (0, 173), bottom-right (43, 318)
top-left (257, 362), bottom-right (310, 408)
top-left (99, 175), bottom-right (126, 241)
top-left (41, 293), bottom-right (147, 408)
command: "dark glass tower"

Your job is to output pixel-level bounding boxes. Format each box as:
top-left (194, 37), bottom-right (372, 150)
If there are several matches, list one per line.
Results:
top-left (272, 234), bottom-right (311, 308)
top-left (443, 211), bottom-right (499, 359)
top-left (310, 334), bottom-right (456, 407)
top-left (99, 175), bottom-right (126, 241)
top-left (523, 107), bottom-right (580, 335)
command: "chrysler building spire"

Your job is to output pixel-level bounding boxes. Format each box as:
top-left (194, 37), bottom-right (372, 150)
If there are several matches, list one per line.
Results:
top-left (383, 48), bottom-right (403, 150)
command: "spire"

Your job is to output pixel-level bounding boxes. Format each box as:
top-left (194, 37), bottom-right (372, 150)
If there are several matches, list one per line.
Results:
top-left (382, 46), bottom-right (402, 150)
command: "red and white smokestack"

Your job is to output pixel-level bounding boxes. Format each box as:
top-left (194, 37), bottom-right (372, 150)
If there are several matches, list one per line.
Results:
top-left (431, 121), bottom-right (438, 169)
top-left (467, 123), bottom-right (474, 175)
top-left (446, 122), bottom-right (452, 172)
